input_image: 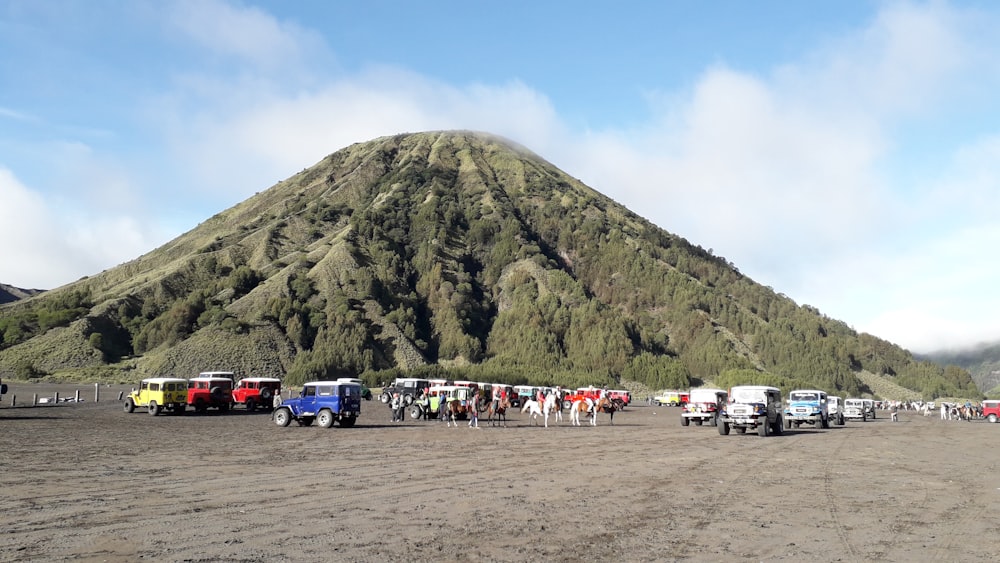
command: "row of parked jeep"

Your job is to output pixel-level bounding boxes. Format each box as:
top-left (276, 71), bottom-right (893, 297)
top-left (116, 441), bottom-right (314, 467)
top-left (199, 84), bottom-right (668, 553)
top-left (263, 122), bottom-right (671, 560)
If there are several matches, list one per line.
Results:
top-left (677, 385), bottom-right (878, 437)
top-left (123, 372), bottom-right (369, 429)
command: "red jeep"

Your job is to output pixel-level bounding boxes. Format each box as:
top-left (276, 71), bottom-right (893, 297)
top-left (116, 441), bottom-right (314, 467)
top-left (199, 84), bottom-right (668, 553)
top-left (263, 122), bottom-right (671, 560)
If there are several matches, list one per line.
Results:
top-left (232, 377), bottom-right (282, 412)
top-left (187, 376), bottom-right (234, 413)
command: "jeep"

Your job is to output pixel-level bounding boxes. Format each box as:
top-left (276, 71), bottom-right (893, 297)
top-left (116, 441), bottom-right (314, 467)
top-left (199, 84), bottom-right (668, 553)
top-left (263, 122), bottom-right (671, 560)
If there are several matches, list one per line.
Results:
top-left (783, 389), bottom-right (829, 429)
top-left (379, 377), bottom-right (430, 406)
top-left (0, 377), bottom-right (7, 401)
top-left (336, 378), bottom-right (372, 401)
top-left (187, 376), bottom-right (234, 413)
top-left (718, 385), bottom-right (783, 437)
top-left (983, 400), bottom-right (1000, 423)
top-left (862, 398), bottom-right (877, 419)
top-left (681, 388), bottom-right (727, 427)
top-left (232, 377), bottom-right (282, 411)
top-left (843, 398), bottom-right (868, 421)
top-left (124, 377), bottom-right (188, 415)
top-left (653, 390), bottom-right (689, 407)
top-left (273, 381), bottom-right (362, 428)
top-left (410, 385), bottom-right (476, 420)
top-left (827, 396), bottom-right (846, 425)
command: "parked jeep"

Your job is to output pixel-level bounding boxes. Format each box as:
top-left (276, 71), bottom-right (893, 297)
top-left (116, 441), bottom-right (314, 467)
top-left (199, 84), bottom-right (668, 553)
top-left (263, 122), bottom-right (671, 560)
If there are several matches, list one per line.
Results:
top-left (187, 376), bottom-right (234, 413)
top-left (379, 377), bottom-right (430, 406)
top-left (273, 381), bottom-right (362, 428)
top-left (983, 400), bottom-right (1000, 423)
top-left (862, 398), bottom-right (877, 419)
top-left (783, 389), bottom-right (829, 429)
top-left (718, 385), bottom-right (783, 437)
top-left (124, 377), bottom-right (188, 415)
top-left (827, 396), bottom-right (846, 425)
top-left (681, 388), bottom-right (727, 427)
top-left (232, 377), bottom-right (281, 411)
top-left (410, 385), bottom-right (476, 420)
top-left (336, 378), bottom-right (372, 401)
top-left (843, 398), bottom-right (868, 421)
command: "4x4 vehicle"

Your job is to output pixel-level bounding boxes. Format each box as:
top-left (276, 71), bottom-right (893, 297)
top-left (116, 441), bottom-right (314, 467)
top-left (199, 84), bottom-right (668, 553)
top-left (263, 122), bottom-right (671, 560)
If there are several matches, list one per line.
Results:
top-left (827, 396), bottom-right (846, 425)
top-left (273, 381), bottom-right (362, 428)
top-left (379, 378), bottom-right (430, 406)
top-left (187, 376), bottom-right (234, 412)
top-left (983, 400), bottom-right (1000, 423)
top-left (843, 398), bottom-right (869, 421)
top-left (336, 378), bottom-right (372, 401)
top-left (862, 398), bottom-right (877, 419)
top-left (681, 388), bottom-right (727, 427)
top-left (232, 377), bottom-right (281, 411)
top-left (124, 377), bottom-right (188, 416)
top-left (718, 385), bottom-right (783, 437)
top-left (410, 385), bottom-right (478, 420)
top-left (0, 377), bottom-right (7, 400)
top-left (653, 391), bottom-right (689, 407)
top-left (783, 389), bottom-right (829, 429)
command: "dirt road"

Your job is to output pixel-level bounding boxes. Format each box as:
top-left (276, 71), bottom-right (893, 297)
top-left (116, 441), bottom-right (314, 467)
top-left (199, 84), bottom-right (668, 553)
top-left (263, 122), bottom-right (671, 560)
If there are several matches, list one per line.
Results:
top-left (1, 382), bottom-right (998, 562)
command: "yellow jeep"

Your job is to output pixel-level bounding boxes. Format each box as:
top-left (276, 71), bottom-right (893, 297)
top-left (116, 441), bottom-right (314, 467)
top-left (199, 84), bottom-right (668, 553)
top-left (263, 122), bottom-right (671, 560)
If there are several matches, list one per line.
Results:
top-left (124, 377), bottom-right (188, 416)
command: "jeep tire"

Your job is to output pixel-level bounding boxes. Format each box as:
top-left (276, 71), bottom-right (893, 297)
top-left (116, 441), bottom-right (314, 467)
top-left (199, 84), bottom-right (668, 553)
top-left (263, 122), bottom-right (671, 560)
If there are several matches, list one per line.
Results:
top-left (273, 408), bottom-right (292, 427)
top-left (260, 387), bottom-right (273, 401)
top-left (124, 398), bottom-right (135, 413)
top-left (380, 392), bottom-right (391, 404)
top-left (317, 409), bottom-right (335, 428)
top-left (339, 416), bottom-right (357, 428)
top-left (717, 420), bottom-right (730, 435)
top-left (409, 404), bottom-right (423, 419)
top-left (246, 398), bottom-right (256, 412)
top-left (785, 417), bottom-right (792, 429)
top-left (758, 420), bottom-right (770, 437)
top-left (148, 401), bottom-right (160, 416)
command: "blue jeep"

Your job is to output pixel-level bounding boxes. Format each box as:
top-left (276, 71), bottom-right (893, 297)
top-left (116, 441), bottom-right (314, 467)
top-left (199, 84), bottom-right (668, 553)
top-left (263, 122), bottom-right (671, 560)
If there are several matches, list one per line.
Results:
top-left (783, 389), bottom-right (829, 429)
top-left (272, 381), bottom-right (362, 428)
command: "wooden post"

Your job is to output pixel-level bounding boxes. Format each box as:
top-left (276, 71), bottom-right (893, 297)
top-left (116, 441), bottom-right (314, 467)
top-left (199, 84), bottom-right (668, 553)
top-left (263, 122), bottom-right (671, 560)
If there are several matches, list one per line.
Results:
top-left (95, 383), bottom-right (100, 403)
top-left (117, 391), bottom-right (124, 401)
top-left (10, 394), bottom-right (15, 407)
top-left (32, 393), bottom-right (37, 406)
top-left (75, 389), bottom-right (80, 402)
top-left (54, 391), bottom-right (60, 403)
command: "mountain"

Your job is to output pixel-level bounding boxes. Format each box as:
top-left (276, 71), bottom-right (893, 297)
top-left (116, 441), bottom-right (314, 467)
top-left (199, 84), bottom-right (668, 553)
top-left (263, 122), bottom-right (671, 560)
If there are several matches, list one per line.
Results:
top-left (0, 131), bottom-right (979, 399)
top-left (0, 283), bottom-right (44, 304)
top-left (920, 343), bottom-right (1000, 396)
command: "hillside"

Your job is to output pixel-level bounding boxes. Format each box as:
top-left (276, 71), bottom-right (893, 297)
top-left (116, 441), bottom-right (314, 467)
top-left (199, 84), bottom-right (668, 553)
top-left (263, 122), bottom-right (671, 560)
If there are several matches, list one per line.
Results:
top-left (0, 131), bottom-right (979, 399)
top-left (0, 283), bottom-right (44, 304)
top-left (920, 343), bottom-right (1000, 396)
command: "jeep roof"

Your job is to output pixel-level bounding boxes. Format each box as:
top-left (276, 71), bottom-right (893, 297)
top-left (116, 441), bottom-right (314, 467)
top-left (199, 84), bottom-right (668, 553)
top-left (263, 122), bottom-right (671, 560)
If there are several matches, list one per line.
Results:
top-left (141, 377), bottom-right (188, 385)
top-left (303, 380), bottom-right (360, 388)
top-left (788, 390), bottom-right (826, 400)
top-left (189, 376), bottom-right (234, 385)
top-left (688, 388), bottom-right (726, 402)
top-left (238, 377), bottom-right (281, 383)
top-left (198, 371), bottom-right (235, 378)
top-left (729, 385), bottom-right (780, 403)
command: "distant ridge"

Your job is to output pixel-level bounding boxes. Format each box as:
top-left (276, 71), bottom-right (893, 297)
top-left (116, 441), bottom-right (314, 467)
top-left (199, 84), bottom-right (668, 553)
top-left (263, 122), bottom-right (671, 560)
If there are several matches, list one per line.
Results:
top-left (0, 283), bottom-right (44, 304)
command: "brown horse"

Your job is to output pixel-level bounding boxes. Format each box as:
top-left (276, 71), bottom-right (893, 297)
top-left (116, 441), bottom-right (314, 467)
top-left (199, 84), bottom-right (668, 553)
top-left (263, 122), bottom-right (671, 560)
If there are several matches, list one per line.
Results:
top-left (485, 397), bottom-right (510, 427)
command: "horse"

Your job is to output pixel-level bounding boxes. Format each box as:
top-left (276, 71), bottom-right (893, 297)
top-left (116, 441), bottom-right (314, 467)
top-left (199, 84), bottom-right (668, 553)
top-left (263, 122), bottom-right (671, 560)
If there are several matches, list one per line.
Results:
top-left (570, 398), bottom-right (595, 426)
top-left (485, 396), bottom-right (510, 427)
top-left (594, 397), bottom-right (618, 425)
top-left (521, 399), bottom-right (545, 426)
top-left (444, 399), bottom-right (466, 427)
top-left (543, 392), bottom-right (563, 425)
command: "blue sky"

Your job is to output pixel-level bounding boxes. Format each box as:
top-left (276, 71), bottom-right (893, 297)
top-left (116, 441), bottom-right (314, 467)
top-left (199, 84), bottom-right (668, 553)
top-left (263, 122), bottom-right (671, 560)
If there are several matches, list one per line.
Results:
top-left (2, 0), bottom-right (1000, 353)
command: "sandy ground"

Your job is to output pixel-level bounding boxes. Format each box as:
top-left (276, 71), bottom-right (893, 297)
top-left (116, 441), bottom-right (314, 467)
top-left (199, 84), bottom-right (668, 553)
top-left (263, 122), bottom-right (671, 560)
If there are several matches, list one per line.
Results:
top-left (1, 382), bottom-right (999, 562)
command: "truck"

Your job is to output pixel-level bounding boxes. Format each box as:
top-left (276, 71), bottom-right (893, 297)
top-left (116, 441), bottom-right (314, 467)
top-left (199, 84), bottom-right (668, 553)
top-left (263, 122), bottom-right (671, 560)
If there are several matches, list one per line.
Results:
top-left (783, 389), bottom-right (829, 429)
top-left (827, 396), bottom-right (846, 425)
top-left (273, 381), bottom-right (362, 428)
top-left (718, 385), bottom-right (783, 437)
top-left (843, 398), bottom-right (869, 422)
top-left (680, 388), bottom-right (727, 427)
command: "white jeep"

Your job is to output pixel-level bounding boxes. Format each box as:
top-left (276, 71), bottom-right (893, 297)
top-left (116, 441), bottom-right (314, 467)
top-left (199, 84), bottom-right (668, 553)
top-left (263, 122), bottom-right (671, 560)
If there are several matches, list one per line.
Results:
top-left (843, 398), bottom-right (869, 422)
top-left (718, 385), bottom-right (783, 437)
top-left (827, 396), bottom-right (846, 425)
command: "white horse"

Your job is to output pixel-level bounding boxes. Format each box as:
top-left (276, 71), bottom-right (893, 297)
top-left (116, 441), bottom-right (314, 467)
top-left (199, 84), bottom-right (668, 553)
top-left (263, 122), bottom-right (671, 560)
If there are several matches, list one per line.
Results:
top-left (570, 398), bottom-right (596, 426)
top-left (521, 399), bottom-right (545, 426)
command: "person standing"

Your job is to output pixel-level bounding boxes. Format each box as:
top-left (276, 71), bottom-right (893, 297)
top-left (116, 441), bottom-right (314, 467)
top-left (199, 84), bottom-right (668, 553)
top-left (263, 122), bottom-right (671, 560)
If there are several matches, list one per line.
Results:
top-left (468, 391), bottom-right (480, 428)
top-left (390, 392), bottom-right (401, 422)
top-left (890, 403), bottom-right (898, 422)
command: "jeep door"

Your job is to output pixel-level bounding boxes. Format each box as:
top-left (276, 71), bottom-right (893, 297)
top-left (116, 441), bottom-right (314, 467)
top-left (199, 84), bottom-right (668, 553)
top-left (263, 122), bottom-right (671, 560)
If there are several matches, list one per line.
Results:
top-left (300, 385), bottom-right (320, 414)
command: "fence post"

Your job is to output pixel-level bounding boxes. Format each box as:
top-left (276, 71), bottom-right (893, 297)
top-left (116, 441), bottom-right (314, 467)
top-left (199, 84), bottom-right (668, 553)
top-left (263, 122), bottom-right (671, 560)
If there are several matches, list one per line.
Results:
top-left (32, 393), bottom-right (37, 406)
top-left (95, 383), bottom-right (100, 403)
top-left (10, 394), bottom-right (15, 407)
top-left (75, 389), bottom-right (80, 402)
top-left (117, 391), bottom-right (124, 401)
top-left (55, 391), bottom-right (60, 403)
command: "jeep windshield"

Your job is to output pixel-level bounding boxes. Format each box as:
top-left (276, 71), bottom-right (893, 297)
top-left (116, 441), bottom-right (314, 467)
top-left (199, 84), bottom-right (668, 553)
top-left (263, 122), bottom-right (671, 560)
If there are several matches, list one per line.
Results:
top-left (731, 388), bottom-right (766, 403)
top-left (790, 392), bottom-right (819, 401)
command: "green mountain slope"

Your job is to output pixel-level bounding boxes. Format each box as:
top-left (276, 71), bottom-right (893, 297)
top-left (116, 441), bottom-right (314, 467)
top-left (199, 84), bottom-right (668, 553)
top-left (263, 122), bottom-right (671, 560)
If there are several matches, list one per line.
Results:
top-left (0, 131), bottom-right (979, 399)
top-left (920, 343), bottom-right (1000, 396)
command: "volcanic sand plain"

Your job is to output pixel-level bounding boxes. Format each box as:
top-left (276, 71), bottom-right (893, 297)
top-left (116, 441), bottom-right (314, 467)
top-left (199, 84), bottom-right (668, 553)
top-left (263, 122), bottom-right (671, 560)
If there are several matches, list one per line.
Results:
top-left (1, 382), bottom-right (998, 562)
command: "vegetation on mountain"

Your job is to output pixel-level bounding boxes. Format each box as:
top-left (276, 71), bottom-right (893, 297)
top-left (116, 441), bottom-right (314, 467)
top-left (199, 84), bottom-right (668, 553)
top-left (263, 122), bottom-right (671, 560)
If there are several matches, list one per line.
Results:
top-left (920, 343), bottom-right (1000, 397)
top-left (0, 131), bottom-right (979, 399)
